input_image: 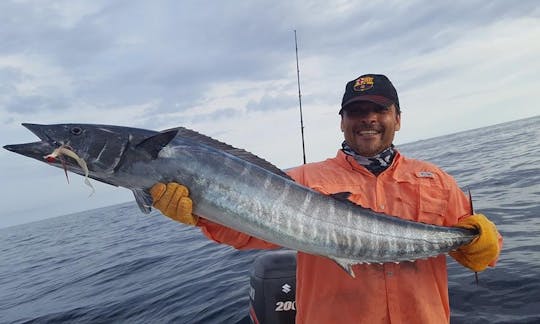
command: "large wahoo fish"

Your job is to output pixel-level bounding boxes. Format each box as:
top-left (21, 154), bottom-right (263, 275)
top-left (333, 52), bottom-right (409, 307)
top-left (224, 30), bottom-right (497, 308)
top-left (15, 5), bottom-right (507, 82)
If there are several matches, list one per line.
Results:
top-left (4, 123), bottom-right (477, 276)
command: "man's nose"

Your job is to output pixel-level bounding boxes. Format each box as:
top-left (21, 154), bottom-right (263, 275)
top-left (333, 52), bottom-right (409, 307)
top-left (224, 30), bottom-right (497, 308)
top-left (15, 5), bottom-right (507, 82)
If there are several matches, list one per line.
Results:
top-left (358, 109), bottom-right (378, 121)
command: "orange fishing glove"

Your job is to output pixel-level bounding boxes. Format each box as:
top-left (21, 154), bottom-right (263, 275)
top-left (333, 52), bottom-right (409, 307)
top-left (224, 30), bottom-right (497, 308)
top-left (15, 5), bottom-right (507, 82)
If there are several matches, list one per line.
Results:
top-left (449, 213), bottom-right (500, 272)
top-left (151, 182), bottom-right (199, 226)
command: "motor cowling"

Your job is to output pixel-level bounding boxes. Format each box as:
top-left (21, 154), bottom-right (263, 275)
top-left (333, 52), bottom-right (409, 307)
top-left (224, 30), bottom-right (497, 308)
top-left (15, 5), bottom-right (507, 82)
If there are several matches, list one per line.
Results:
top-left (249, 250), bottom-right (297, 324)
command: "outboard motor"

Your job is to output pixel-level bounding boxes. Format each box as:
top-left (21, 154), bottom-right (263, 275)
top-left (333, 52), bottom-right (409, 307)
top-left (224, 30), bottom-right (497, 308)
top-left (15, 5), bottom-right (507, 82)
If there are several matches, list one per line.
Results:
top-left (249, 250), bottom-right (297, 324)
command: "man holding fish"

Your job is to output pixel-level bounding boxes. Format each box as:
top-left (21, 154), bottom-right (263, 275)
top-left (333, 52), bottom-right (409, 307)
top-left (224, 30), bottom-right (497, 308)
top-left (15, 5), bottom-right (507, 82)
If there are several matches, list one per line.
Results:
top-left (152, 74), bottom-right (502, 323)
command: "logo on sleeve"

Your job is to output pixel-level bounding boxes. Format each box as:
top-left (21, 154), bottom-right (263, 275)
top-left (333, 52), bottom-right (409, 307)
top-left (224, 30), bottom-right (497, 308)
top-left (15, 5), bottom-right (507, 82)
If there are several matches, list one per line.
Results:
top-left (416, 171), bottom-right (435, 178)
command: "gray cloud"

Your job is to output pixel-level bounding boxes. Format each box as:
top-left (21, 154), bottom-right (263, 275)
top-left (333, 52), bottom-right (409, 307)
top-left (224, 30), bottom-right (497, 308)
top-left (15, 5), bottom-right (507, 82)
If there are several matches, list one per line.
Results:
top-left (4, 94), bottom-right (71, 113)
top-left (247, 93), bottom-right (297, 112)
top-left (2, 0), bottom-right (537, 122)
top-left (1, 0), bottom-right (539, 120)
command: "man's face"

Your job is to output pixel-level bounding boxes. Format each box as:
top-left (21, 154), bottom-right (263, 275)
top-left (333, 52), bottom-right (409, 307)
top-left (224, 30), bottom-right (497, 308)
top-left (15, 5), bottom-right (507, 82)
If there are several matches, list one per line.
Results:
top-left (340, 101), bottom-right (401, 157)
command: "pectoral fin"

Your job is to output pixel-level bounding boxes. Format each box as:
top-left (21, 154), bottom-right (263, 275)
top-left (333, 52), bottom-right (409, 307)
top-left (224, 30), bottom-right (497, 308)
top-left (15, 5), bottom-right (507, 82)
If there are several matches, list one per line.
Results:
top-left (133, 189), bottom-right (153, 214)
top-left (330, 192), bottom-right (352, 202)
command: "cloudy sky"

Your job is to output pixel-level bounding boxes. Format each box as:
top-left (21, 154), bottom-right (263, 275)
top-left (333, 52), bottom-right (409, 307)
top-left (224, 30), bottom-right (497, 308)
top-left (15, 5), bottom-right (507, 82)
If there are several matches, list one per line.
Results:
top-left (1, 0), bottom-right (539, 228)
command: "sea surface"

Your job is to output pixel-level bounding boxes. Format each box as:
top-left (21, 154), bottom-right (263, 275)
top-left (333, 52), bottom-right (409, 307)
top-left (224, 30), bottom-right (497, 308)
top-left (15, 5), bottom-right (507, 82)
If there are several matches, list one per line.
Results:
top-left (1, 116), bottom-right (539, 323)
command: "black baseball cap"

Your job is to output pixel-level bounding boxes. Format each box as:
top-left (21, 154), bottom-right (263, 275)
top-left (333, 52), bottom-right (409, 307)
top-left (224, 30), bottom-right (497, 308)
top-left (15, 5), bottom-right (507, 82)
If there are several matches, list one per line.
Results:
top-left (340, 74), bottom-right (400, 114)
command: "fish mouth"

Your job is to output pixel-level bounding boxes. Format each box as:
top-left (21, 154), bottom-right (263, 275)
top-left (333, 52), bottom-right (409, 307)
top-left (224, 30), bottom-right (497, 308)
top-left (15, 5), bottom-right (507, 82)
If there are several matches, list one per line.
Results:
top-left (3, 124), bottom-right (58, 162)
top-left (4, 123), bottom-right (117, 189)
top-left (22, 123), bottom-right (53, 141)
top-left (12, 123), bottom-right (57, 143)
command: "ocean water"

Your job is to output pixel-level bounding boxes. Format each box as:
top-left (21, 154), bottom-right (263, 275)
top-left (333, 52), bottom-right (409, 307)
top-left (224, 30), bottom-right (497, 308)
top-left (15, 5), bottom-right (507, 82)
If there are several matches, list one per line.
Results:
top-left (1, 116), bottom-right (539, 323)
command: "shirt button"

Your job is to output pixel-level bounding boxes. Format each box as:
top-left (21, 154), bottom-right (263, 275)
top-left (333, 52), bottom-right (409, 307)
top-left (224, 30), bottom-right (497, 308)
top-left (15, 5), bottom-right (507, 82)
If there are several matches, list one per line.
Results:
top-left (380, 204), bottom-right (385, 210)
top-left (387, 271), bottom-right (393, 276)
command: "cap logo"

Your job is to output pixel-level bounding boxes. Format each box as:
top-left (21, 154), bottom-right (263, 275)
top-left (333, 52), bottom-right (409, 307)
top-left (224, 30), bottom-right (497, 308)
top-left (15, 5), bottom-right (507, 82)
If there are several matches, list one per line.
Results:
top-left (353, 76), bottom-right (374, 92)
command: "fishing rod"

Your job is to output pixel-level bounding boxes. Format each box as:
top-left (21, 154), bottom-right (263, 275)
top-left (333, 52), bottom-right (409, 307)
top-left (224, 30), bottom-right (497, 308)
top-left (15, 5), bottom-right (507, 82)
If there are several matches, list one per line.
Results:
top-left (294, 30), bottom-right (307, 165)
top-left (469, 189), bottom-right (480, 285)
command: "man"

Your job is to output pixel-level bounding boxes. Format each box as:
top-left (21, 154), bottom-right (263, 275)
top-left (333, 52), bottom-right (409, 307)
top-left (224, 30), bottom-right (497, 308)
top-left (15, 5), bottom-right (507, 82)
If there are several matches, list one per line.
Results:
top-left (151, 74), bottom-right (502, 323)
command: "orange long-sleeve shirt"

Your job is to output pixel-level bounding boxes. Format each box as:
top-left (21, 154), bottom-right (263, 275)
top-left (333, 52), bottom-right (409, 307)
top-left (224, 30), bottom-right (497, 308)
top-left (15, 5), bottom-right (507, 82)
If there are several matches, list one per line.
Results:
top-left (196, 150), bottom-right (501, 323)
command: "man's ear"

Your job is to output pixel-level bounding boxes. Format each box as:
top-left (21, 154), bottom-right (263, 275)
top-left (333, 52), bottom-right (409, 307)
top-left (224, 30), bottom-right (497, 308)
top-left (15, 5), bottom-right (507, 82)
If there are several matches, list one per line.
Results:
top-left (395, 114), bottom-right (401, 131)
top-left (394, 106), bottom-right (401, 131)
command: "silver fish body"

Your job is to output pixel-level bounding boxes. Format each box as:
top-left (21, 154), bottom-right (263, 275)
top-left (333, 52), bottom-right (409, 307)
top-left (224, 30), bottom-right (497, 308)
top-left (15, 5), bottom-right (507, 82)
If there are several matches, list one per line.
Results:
top-left (4, 123), bottom-right (477, 276)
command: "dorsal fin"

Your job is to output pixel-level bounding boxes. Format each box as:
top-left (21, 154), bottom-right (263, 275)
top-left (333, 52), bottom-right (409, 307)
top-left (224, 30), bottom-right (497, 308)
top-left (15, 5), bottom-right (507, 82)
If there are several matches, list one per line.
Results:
top-left (162, 126), bottom-right (293, 180)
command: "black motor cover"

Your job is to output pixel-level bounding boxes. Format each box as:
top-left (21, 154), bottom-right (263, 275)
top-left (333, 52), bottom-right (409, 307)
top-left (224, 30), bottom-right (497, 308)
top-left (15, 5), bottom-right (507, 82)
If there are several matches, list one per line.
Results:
top-left (249, 250), bottom-right (297, 324)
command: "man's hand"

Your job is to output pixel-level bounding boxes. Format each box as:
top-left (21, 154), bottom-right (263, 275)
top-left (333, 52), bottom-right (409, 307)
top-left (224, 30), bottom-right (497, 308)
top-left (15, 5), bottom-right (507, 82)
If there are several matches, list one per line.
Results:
top-left (450, 214), bottom-right (500, 272)
top-left (150, 182), bottom-right (199, 226)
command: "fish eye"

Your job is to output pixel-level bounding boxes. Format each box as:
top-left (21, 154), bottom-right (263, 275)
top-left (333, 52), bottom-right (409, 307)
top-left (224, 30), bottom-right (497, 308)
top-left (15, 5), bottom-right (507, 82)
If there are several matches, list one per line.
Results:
top-left (70, 127), bottom-right (83, 135)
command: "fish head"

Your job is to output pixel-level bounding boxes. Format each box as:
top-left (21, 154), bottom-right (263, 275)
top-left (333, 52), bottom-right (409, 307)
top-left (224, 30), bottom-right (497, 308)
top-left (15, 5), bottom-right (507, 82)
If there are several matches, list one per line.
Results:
top-left (4, 123), bottom-right (136, 180)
